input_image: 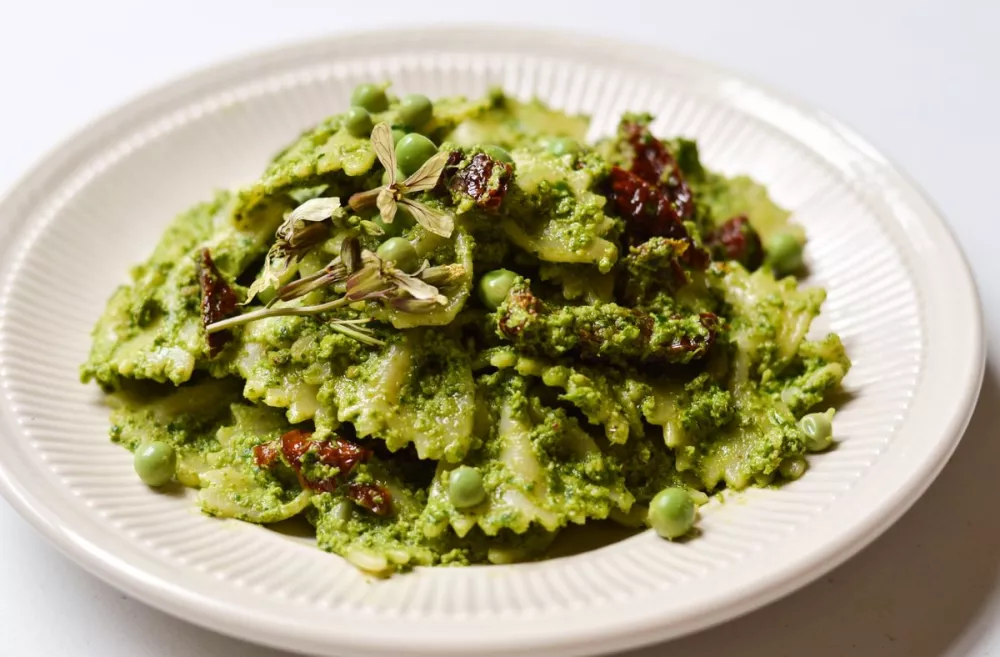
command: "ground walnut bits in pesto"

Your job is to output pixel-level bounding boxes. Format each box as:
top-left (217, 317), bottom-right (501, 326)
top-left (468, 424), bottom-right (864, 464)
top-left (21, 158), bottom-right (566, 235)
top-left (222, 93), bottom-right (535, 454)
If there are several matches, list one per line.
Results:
top-left (81, 85), bottom-right (850, 576)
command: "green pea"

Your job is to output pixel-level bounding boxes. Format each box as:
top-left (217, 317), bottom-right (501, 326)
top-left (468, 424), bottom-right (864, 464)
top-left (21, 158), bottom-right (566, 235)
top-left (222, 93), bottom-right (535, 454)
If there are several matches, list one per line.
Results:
top-left (398, 94), bottom-right (433, 128)
top-left (395, 133), bottom-right (438, 176)
top-left (779, 456), bottom-right (808, 480)
top-left (767, 232), bottom-right (804, 276)
top-left (322, 232), bottom-right (348, 256)
top-left (375, 237), bottom-right (418, 273)
top-left (391, 128), bottom-right (406, 145)
top-left (350, 83), bottom-right (388, 113)
top-left (753, 470), bottom-right (776, 487)
top-left (134, 441), bottom-right (176, 487)
top-left (372, 211), bottom-right (412, 239)
top-left (800, 412), bottom-right (834, 452)
top-left (448, 466), bottom-right (485, 509)
top-left (548, 137), bottom-right (580, 157)
top-left (647, 487), bottom-right (696, 539)
top-left (343, 106), bottom-right (373, 137)
top-left (482, 144), bottom-right (514, 164)
top-left (478, 269), bottom-right (517, 310)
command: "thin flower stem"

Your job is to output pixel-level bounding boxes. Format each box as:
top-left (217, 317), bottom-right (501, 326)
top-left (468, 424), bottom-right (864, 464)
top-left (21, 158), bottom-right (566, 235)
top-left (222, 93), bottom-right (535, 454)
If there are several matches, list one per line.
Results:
top-left (332, 317), bottom-right (376, 325)
top-left (330, 323), bottom-right (385, 346)
top-left (206, 296), bottom-right (353, 333)
top-left (285, 262), bottom-right (338, 288)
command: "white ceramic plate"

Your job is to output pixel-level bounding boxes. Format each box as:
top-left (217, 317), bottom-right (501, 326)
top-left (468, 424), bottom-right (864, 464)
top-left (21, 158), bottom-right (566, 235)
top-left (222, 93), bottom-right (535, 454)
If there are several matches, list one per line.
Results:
top-left (0, 27), bottom-right (983, 657)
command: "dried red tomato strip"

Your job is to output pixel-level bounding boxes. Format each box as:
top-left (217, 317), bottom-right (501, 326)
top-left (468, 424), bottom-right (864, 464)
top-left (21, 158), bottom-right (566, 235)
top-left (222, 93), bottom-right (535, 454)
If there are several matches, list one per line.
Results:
top-left (707, 215), bottom-right (763, 269)
top-left (622, 121), bottom-right (694, 220)
top-left (606, 121), bottom-right (710, 267)
top-left (347, 482), bottom-right (393, 516)
top-left (254, 429), bottom-right (374, 496)
top-left (608, 167), bottom-right (709, 268)
top-left (279, 429), bottom-right (314, 468)
top-left (252, 442), bottom-right (280, 468)
top-left (313, 438), bottom-right (372, 476)
top-left (196, 249), bottom-right (238, 357)
top-left (663, 312), bottom-right (720, 358)
top-left (446, 151), bottom-right (513, 210)
top-left (609, 166), bottom-right (687, 240)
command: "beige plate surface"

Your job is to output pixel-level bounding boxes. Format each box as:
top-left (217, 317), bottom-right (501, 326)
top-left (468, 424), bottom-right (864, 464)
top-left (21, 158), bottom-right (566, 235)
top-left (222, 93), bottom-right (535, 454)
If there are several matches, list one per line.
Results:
top-left (0, 27), bottom-right (984, 657)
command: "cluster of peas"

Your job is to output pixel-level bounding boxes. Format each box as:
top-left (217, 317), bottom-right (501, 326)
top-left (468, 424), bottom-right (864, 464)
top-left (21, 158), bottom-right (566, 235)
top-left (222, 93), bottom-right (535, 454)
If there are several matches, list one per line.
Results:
top-left (350, 83), bottom-right (583, 288)
top-left (351, 83), bottom-right (439, 273)
top-left (350, 84), bottom-right (519, 303)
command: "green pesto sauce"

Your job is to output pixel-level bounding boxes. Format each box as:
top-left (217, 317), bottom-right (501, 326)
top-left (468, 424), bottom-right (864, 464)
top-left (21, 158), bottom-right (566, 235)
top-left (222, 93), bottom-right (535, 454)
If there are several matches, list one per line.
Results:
top-left (82, 87), bottom-right (850, 575)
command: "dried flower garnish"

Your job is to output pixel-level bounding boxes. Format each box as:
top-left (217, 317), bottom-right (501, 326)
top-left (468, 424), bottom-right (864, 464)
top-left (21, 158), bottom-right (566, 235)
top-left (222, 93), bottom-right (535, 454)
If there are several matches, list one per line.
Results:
top-left (346, 249), bottom-right (448, 305)
top-left (204, 236), bottom-right (466, 343)
top-left (244, 196), bottom-right (345, 304)
top-left (348, 123), bottom-right (454, 237)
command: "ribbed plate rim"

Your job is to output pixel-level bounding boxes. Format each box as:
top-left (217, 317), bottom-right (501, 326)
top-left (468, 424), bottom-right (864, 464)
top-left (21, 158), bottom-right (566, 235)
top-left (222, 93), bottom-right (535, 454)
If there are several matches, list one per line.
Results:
top-left (0, 25), bottom-right (984, 657)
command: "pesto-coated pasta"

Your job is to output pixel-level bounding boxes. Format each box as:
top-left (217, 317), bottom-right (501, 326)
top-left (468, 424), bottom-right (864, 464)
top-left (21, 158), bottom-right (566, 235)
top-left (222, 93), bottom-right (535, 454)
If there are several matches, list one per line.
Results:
top-left (82, 86), bottom-right (850, 575)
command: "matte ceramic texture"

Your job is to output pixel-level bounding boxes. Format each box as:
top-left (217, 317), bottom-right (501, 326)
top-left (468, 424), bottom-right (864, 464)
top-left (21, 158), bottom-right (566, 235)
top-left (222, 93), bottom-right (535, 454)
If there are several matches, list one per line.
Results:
top-left (0, 27), bottom-right (983, 657)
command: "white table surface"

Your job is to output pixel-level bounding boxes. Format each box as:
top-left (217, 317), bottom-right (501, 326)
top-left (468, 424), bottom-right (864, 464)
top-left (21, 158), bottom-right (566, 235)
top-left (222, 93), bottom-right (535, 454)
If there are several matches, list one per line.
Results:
top-left (1, 1), bottom-right (998, 655)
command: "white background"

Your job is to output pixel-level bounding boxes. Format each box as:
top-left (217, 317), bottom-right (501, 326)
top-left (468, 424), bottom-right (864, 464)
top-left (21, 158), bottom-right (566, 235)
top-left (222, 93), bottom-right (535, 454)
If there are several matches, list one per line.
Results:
top-left (1, 1), bottom-right (998, 655)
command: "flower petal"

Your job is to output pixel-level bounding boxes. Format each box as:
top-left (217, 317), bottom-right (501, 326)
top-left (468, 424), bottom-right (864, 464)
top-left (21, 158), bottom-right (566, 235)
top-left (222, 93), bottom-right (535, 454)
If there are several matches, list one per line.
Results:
top-left (398, 198), bottom-right (454, 237)
top-left (346, 263), bottom-right (392, 300)
top-left (391, 270), bottom-right (447, 304)
top-left (400, 150), bottom-right (450, 193)
top-left (287, 197), bottom-right (342, 224)
top-left (370, 123), bottom-right (397, 181)
top-left (244, 246), bottom-right (292, 305)
top-left (377, 188), bottom-right (397, 224)
top-left (390, 297), bottom-right (447, 313)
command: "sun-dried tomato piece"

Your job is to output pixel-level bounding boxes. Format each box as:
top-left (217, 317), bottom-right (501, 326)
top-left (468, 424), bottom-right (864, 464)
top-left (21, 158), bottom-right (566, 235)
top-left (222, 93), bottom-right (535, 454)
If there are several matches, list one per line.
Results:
top-left (609, 167), bottom-right (686, 238)
top-left (446, 151), bottom-right (513, 210)
top-left (196, 249), bottom-right (238, 357)
top-left (606, 121), bottom-right (710, 267)
top-left (707, 215), bottom-right (763, 269)
top-left (274, 429), bottom-right (307, 466)
top-left (255, 429), bottom-right (374, 494)
top-left (608, 167), bottom-right (709, 268)
top-left (496, 285), bottom-right (545, 339)
top-left (621, 121), bottom-right (694, 221)
top-left (347, 482), bottom-right (393, 516)
top-left (279, 429), bottom-right (372, 474)
top-left (312, 438), bottom-right (372, 476)
top-left (663, 312), bottom-right (720, 358)
top-left (252, 442), bottom-right (280, 468)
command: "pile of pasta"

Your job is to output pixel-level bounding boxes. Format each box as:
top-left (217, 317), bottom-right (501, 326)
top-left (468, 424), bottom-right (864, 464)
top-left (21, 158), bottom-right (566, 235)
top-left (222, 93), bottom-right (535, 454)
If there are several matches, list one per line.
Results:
top-left (84, 89), bottom-right (849, 574)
